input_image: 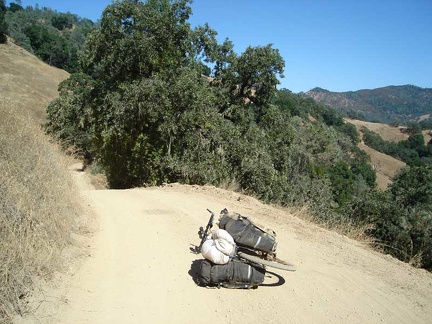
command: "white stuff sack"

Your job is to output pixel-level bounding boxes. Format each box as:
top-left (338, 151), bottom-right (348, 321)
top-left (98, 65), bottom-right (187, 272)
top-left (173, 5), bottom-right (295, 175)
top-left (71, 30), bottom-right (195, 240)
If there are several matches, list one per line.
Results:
top-left (212, 229), bottom-right (235, 244)
top-left (201, 229), bottom-right (236, 265)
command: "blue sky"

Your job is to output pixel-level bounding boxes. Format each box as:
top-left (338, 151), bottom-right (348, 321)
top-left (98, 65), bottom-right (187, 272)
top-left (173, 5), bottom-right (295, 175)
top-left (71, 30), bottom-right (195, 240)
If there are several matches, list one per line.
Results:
top-left (8, 0), bottom-right (432, 93)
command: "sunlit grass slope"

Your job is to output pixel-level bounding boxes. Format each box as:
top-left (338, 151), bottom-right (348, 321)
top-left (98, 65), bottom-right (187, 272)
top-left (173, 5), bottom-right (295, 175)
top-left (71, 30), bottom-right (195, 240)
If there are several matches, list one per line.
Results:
top-left (0, 40), bottom-right (82, 322)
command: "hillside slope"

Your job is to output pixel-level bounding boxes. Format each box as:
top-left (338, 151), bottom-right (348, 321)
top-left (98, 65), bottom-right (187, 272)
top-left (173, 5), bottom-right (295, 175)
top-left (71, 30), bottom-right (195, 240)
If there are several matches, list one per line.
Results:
top-left (345, 118), bottom-right (409, 142)
top-left (15, 166), bottom-right (432, 324)
top-left (306, 85), bottom-right (432, 124)
top-left (345, 118), bottom-right (407, 189)
top-left (0, 40), bottom-right (69, 123)
top-left (1, 40), bottom-right (80, 323)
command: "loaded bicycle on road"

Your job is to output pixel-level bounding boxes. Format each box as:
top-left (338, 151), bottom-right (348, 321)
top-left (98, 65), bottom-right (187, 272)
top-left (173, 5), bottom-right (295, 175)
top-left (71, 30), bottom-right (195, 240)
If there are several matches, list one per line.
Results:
top-left (191, 208), bottom-right (295, 289)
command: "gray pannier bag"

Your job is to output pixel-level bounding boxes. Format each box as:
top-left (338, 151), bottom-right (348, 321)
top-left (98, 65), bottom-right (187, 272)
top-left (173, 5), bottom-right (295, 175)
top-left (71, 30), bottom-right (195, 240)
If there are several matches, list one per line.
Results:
top-left (218, 209), bottom-right (277, 253)
top-left (197, 259), bottom-right (265, 289)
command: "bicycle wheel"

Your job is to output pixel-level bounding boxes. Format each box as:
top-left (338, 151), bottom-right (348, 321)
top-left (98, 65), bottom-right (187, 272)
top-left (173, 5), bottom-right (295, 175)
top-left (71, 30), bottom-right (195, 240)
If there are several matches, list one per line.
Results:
top-left (237, 251), bottom-right (296, 272)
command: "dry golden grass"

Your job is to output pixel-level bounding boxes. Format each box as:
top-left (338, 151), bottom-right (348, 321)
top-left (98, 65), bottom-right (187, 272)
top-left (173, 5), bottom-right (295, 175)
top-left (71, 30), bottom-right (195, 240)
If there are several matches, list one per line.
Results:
top-left (423, 130), bottom-right (432, 144)
top-left (285, 205), bottom-right (378, 249)
top-left (357, 142), bottom-right (406, 190)
top-left (344, 119), bottom-right (410, 190)
top-left (345, 118), bottom-right (409, 142)
top-left (0, 40), bottom-right (82, 322)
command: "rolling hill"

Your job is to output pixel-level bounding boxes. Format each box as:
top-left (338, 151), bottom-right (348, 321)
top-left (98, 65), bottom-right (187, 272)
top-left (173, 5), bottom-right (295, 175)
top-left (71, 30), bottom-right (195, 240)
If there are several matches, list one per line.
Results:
top-left (305, 85), bottom-right (432, 124)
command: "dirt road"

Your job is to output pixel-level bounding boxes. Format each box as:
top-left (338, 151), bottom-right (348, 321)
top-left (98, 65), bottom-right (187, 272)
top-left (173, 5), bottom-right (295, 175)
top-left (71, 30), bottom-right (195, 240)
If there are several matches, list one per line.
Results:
top-left (16, 165), bottom-right (432, 323)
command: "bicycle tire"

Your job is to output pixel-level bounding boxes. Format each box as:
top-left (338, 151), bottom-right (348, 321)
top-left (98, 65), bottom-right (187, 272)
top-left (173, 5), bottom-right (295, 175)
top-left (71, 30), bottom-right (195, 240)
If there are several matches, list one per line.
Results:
top-left (237, 251), bottom-right (296, 272)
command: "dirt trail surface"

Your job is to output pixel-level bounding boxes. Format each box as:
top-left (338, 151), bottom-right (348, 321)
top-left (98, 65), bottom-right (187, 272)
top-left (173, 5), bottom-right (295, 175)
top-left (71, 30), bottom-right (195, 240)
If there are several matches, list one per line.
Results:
top-left (16, 165), bottom-right (432, 324)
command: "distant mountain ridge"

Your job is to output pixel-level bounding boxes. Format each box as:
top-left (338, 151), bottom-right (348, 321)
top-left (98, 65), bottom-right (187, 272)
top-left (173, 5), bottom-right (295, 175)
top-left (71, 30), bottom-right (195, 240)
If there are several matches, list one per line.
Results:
top-left (305, 85), bottom-right (432, 124)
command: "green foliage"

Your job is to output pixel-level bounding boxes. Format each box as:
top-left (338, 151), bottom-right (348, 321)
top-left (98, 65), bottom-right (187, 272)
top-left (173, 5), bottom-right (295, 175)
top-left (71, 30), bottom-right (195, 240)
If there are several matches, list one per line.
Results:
top-left (390, 165), bottom-right (432, 267)
top-left (45, 73), bottom-right (95, 156)
top-left (346, 109), bottom-right (365, 120)
top-left (0, 0), bottom-right (6, 43)
top-left (404, 122), bottom-right (422, 134)
top-left (194, 28), bottom-right (284, 117)
top-left (8, 2), bottom-right (23, 13)
top-left (4, 4), bottom-right (95, 72)
top-left (344, 189), bottom-right (413, 259)
top-left (390, 165), bottom-right (432, 208)
top-left (94, 69), bottom-right (219, 187)
top-left (51, 13), bottom-right (73, 30)
top-left (224, 45), bottom-right (284, 108)
top-left (197, 61), bottom-right (211, 76)
top-left (344, 166), bottom-right (432, 268)
top-left (272, 88), bottom-right (302, 117)
top-left (4, 9), bottom-right (31, 50)
top-left (338, 122), bottom-right (360, 144)
top-left (351, 147), bottom-right (376, 187)
top-left (80, 0), bottom-right (192, 86)
top-left (23, 23), bottom-right (74, 68)
top-left (419, 119), bottom-right (432, 130)
top-left (351, 160), bottom-right (376, 189)
top-left (274, 89), bottom-right (361, 150)
top-left (49, 0), bottom-right (291, 190)
top-left (328, 161), bottom-right (355, 208)
top-left (321, 106), bottom-right (343, 127)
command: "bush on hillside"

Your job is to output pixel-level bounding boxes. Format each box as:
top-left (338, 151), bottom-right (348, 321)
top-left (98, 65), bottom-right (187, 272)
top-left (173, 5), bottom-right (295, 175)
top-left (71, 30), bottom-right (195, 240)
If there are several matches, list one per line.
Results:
top-left (344, 165), bottom-right (432, 268)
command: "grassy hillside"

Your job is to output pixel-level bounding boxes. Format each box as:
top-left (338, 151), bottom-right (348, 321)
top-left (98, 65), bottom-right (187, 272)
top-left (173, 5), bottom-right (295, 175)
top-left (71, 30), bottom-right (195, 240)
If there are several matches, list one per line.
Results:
top-left (0, 40), bottom-right (82, 323)
top-left (347, 118), bottom-right (431, 148)
top-left (345, 118), bottom-right (409, 142)
top-left (0, 40), bottom-right (69, 120)
top-left (357, 142), bottom-right (406, 190)
top-left (346, 118), bottom-right (418, 189)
